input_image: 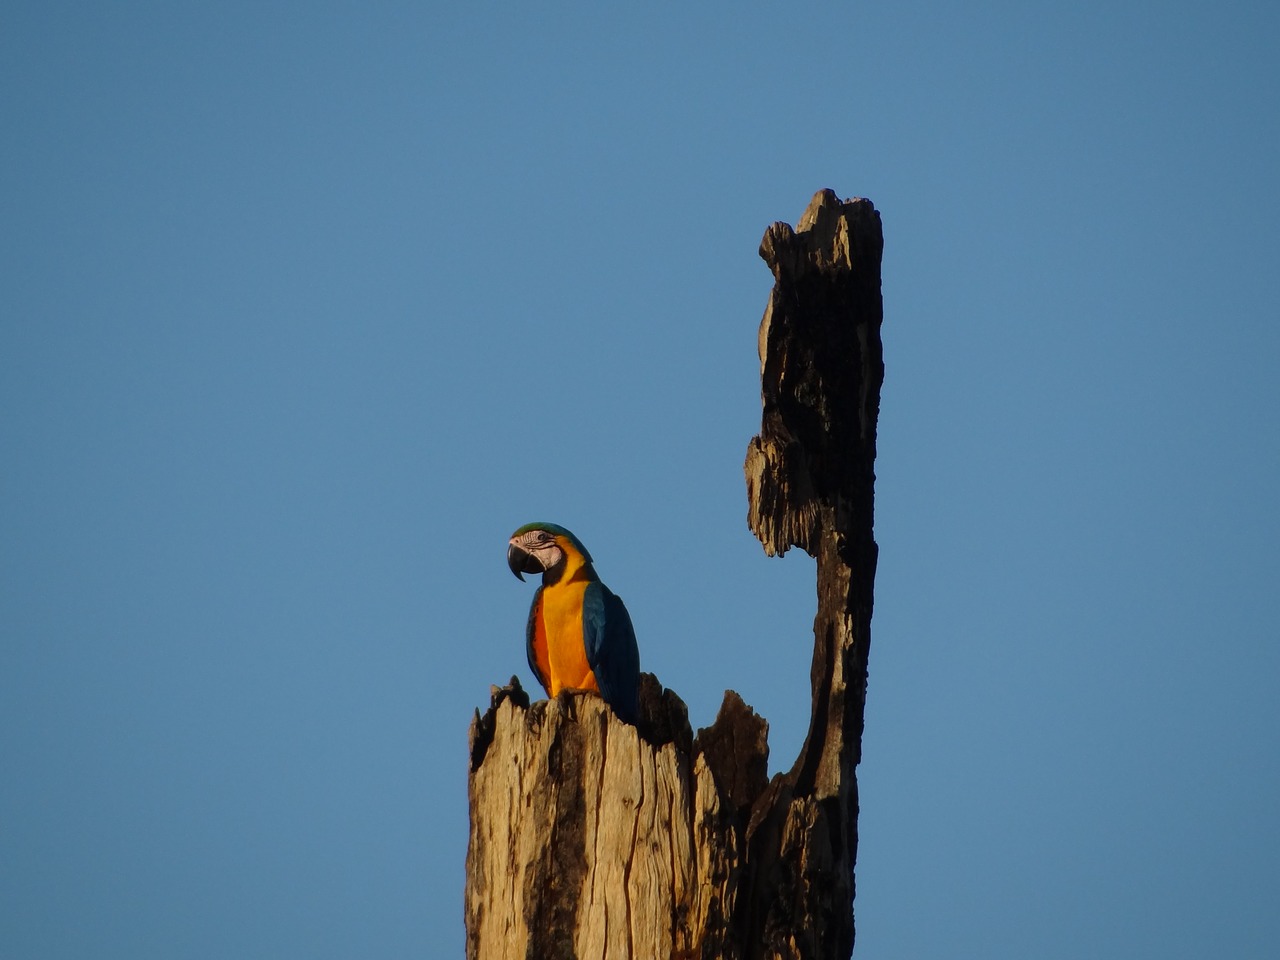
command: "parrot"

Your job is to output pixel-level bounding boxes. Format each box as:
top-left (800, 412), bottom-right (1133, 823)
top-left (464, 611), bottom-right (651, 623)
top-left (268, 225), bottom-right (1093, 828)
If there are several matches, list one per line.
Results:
top-left (506, 522), bottom-right (640, 725)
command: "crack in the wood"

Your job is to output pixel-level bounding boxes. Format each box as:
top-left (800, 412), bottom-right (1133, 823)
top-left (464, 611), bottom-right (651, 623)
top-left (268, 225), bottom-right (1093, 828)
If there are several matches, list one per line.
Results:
top-left (622, 729), bottom-right (643, 960)
top-left (593, 712), bottom-right (607, 957)
top-left (666, 761), bottom-right (680, 952)
top-left (514, 722), bottom-right (528, 952)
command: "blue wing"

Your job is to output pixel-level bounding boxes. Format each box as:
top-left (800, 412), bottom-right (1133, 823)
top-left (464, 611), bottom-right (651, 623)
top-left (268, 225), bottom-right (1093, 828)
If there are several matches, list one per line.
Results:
top-left (582, 580), bottom-right (640, 724)
top-left (525, 586), bottom-right (550, 695)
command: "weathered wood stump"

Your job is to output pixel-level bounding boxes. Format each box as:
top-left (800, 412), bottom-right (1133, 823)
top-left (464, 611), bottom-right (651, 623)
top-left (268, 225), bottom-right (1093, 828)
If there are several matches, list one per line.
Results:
top-left (465, 189), bottom-right (884, 960)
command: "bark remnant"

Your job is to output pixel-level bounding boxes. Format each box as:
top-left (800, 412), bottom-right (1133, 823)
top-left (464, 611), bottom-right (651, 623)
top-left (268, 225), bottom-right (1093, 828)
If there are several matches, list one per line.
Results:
top-left (740, 189), bottom-right (883, 959)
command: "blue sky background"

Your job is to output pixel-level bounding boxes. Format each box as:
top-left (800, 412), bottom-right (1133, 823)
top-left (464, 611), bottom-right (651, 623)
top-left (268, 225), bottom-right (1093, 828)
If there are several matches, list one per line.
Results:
top-left (3, 2), bottom-right (1278, 958)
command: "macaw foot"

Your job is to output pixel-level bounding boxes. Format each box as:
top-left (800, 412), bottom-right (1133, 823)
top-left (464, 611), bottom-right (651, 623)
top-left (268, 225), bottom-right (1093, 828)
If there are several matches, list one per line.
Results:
top-left (550, 686), bottom-right (607, 723)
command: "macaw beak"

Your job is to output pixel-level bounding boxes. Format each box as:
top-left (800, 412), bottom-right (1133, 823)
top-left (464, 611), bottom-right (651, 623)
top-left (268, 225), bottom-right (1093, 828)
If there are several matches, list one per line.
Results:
top-left (507, 542), bottom-right (544, 581)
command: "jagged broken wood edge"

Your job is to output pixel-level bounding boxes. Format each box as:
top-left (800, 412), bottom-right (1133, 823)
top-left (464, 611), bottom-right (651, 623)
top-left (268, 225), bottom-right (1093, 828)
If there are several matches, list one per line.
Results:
top-left (465, 675), bottom-right (769, 960)
top-left (468, 674), bottom-right (762, 781)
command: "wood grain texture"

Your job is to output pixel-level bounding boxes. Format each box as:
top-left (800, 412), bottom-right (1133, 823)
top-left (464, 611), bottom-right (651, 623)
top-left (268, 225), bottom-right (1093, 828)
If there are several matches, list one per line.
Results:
top-left (465, 677), bottom-right (765, 959)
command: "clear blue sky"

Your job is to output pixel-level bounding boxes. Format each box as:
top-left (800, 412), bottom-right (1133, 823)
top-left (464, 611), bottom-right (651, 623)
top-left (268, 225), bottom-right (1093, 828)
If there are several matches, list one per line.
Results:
top-left (3, 3), bottom-right (1278, 958)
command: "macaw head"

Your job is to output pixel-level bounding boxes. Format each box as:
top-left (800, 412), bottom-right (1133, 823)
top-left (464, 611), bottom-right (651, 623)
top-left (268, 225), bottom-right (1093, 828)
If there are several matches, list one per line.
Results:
top-left (507, 522), bottom-right (593, 581)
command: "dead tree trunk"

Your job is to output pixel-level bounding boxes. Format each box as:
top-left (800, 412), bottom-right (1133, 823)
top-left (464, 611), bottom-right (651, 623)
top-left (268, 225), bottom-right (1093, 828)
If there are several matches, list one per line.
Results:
top-left (465, 189), bottom-right (884, 960)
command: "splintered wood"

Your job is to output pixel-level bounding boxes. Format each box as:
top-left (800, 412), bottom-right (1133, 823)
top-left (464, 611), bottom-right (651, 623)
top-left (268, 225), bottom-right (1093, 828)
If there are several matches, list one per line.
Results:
top-left (465, 683), bottom-right (749, 960)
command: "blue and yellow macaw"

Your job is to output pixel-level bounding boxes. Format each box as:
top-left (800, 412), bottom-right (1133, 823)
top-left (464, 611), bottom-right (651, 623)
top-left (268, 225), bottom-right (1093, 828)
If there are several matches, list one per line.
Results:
top-left (506, 522), bottom-right (640, 725)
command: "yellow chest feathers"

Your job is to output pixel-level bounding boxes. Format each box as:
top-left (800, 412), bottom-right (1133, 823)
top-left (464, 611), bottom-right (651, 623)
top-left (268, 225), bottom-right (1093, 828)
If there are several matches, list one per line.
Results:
top-left (536, 581), bottom-right (598, 695)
